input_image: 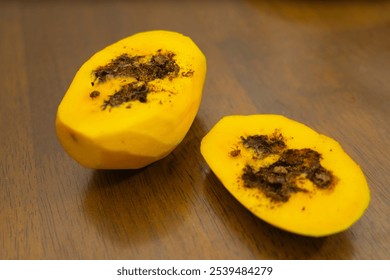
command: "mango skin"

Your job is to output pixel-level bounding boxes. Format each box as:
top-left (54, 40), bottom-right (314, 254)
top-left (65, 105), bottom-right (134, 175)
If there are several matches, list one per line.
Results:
top-left (56, 30), bottom-right (206, 169)
top-left (201, 115), bottom-right (370, 237)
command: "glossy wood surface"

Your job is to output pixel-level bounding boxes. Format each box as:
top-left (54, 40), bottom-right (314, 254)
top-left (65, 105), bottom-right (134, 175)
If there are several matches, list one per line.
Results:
top-left (1, 0), bottom-right (389, 259)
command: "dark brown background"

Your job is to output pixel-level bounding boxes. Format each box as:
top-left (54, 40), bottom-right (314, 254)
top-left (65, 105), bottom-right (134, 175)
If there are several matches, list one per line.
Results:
top-left (1, 0), bottom-right (389, 259)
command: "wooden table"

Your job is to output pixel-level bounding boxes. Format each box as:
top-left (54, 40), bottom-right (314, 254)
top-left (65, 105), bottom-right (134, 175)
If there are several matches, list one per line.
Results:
top-left (1, 0), bottom-right (389, 260)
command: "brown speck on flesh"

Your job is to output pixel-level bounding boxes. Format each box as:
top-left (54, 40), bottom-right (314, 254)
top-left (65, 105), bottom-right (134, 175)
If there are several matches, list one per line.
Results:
top-left (230, 148), bottom-right (241, 157)
top-left (89, 90), bottom-right (100, 98)
top-left (241, 132), bottom-right (286, 158)
top-left (310, 166), bottom-right (333, 189)
top-left (102, 81), bottom-right (148, 110)
top-left (182, 70), bottom-right (194, 77)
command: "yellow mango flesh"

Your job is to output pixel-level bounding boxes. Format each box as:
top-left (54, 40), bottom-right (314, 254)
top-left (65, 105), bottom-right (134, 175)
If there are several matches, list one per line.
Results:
top-left (201, 115), bottom-right (370, 237)
top-left (56, 30), bottom-right (206, 169)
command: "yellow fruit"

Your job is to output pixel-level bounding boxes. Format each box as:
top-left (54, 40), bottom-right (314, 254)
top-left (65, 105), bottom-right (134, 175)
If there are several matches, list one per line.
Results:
top-left (56, 30), bottom-right (206, 169)
top-left (201, 115), bottom-right (370, 237)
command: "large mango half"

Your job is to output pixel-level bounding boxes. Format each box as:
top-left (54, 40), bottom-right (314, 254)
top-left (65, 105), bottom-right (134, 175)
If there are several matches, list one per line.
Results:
top-left (201, 115), bottom-right (370, 237)
top-left (56, 30), bottom-right (206, 169)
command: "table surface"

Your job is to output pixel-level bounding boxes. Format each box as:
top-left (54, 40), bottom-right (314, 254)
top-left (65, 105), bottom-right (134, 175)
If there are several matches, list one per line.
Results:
top-left (1, 0), bottom-right (389, 260)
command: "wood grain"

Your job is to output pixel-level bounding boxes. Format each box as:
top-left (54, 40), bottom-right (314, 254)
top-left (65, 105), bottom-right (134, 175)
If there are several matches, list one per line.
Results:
top-left (1, 0), bottom-right (389, 259)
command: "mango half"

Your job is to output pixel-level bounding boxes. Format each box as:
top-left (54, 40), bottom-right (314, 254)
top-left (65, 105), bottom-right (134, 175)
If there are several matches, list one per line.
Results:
top-left (201, 115), bottom-right (370, 237)
top-left (56, 30), bottom-right (206, 169)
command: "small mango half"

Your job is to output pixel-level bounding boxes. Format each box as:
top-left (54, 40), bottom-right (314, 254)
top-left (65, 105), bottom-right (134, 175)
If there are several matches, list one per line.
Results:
top-left (201, 115), bottom-right (370, 237)
top-left (56, 30), bottom-right (206, 169)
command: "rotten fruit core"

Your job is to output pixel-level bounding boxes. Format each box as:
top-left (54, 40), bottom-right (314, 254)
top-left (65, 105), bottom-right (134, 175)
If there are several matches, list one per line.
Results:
top-left (238, 132), bottom-right (336, 203)
top-left (90, 50), bottom-right (180, 110)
